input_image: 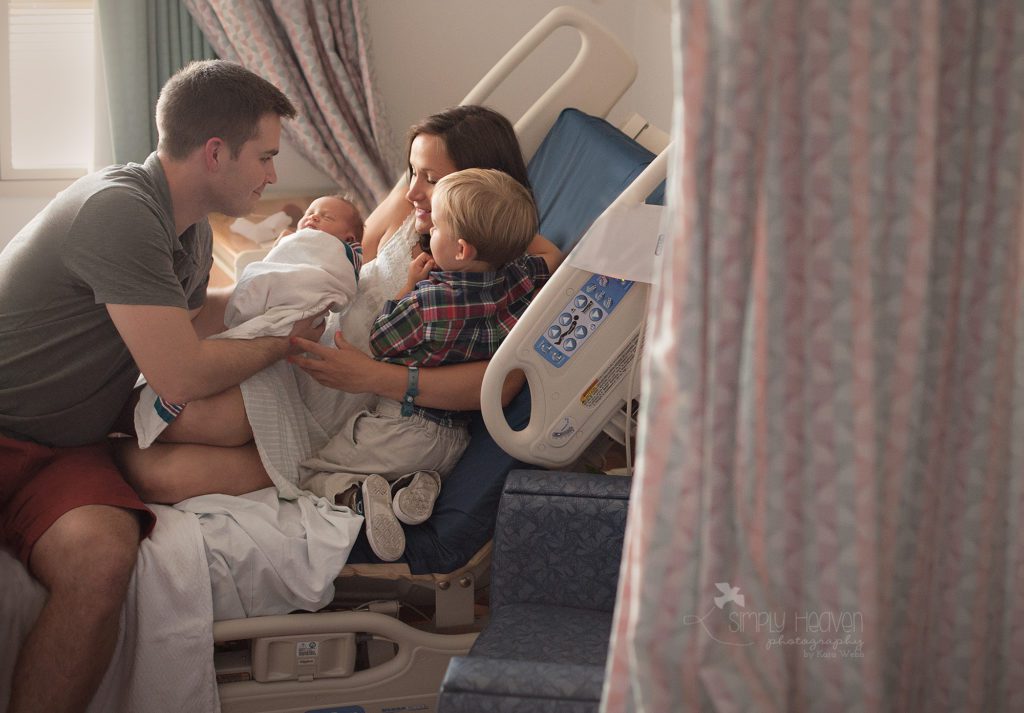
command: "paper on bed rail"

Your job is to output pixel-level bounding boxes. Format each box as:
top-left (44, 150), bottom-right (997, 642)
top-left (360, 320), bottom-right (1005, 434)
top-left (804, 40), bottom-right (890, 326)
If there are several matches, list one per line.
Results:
top-left (565, 203), bottom-right (666, 284)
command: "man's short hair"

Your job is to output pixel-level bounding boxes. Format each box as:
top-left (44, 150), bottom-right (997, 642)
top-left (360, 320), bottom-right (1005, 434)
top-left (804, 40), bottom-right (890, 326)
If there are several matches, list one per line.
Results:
top-left (156, 60), bottom-right (296, 160)
top-left (433, 168), bottom-right (538, 268)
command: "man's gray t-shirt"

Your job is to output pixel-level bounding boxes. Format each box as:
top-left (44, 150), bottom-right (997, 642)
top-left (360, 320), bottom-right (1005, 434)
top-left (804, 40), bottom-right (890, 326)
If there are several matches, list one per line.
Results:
top-left (0, 153), bottom-right (213, 446)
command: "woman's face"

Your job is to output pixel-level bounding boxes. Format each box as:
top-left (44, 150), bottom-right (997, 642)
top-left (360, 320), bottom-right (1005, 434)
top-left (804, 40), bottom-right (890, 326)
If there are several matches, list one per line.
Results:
top-left (406, 133), bottom-right (458, 234)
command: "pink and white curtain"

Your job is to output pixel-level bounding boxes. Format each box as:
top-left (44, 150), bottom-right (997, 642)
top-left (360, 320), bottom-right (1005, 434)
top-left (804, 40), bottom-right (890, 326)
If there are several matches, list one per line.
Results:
top-left (605, 0), bottom-right (1024, 710)
top-left (183, 0), bottom-right (392, 213)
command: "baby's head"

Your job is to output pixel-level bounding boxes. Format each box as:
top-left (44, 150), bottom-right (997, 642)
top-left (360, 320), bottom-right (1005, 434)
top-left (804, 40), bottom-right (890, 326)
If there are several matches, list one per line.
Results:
top-left (298, 195), bottom-right (364, 244)
top-left (428, 168), bottom-right (537, 271)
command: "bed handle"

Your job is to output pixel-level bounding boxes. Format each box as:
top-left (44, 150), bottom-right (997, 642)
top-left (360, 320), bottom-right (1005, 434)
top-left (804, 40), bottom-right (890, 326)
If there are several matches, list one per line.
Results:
top-left (213, 611), bottom-right (476, 691)
top-left (461, 5), bottom-right (638, 160)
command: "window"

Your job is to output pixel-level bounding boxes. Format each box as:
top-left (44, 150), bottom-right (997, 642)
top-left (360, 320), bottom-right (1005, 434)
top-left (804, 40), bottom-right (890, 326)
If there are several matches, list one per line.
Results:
top-left (1, 0), bottom-right (94, 180)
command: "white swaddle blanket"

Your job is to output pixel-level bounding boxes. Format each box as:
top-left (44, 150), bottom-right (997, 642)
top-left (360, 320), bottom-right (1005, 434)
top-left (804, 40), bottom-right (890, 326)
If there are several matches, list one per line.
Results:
top-left (133, 229), bottom-right (360, 449)
top-left (222, 229), bottom-right (360, 337)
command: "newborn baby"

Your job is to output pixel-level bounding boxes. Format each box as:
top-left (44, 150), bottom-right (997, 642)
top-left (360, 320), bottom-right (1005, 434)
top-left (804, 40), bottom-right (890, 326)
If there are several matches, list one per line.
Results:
top-left (224, 195), bottom-right (364, 332)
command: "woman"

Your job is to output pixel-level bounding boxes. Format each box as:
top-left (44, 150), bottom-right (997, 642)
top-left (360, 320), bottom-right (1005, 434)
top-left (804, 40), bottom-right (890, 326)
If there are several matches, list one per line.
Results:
top-left (119, 106), bottom-right (561, 502)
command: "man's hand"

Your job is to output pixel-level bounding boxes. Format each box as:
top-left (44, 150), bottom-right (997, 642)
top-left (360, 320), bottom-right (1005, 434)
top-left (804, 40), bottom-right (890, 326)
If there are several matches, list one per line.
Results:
top-left (285, 311), bottom-right (328, 355)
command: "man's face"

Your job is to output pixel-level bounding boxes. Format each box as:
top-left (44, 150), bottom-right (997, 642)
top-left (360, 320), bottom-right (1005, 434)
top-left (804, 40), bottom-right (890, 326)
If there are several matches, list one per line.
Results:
top-left (213, 113), bottom-right (281, 217)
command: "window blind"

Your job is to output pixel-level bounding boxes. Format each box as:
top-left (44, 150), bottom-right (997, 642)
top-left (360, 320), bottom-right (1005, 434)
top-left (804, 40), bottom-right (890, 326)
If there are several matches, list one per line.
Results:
top-left (7, 0), bottom-right (93, 172)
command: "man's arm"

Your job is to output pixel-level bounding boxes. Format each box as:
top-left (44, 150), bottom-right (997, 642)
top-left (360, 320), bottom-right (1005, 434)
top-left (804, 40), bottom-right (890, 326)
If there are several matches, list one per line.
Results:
top-left (188, 286), bottom-right (233, 338)
top-left (108, 302), bottom-right (323, 404)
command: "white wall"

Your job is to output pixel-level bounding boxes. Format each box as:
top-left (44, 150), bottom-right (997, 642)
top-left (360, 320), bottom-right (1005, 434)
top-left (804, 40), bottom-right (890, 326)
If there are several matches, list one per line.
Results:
top-left (0, 196), bottom-right (50, 246)
top-left (0, 1), bottom-right (673, 248)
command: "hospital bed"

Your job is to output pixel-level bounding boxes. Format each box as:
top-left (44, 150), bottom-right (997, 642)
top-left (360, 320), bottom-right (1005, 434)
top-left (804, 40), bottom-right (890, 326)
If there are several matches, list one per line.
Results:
top-left (212, 7), bottom-right (669, 712)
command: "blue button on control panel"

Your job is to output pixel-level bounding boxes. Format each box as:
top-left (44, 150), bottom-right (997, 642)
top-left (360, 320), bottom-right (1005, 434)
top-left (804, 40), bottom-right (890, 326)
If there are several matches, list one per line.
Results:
top-left (534, 274), bottom-right (634, 368)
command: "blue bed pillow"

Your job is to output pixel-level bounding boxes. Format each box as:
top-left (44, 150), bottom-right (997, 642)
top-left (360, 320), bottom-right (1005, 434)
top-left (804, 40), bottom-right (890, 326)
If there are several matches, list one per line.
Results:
top-left (528, 108), bottom-right (666, 252)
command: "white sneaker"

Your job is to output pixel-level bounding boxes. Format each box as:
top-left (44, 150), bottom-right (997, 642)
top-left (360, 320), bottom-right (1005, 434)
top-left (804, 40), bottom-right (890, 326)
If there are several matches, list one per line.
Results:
top-left (361, 475), bottom-right (405, 561)
top-left (392, 470), bottom-right (441, 525)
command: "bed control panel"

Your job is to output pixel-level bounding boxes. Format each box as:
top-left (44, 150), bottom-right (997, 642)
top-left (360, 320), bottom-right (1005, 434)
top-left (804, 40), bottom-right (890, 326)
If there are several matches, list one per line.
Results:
top-left (534, 274), bottom-right (635, 367)
top-left (484, 264), bottom-right (652, 468)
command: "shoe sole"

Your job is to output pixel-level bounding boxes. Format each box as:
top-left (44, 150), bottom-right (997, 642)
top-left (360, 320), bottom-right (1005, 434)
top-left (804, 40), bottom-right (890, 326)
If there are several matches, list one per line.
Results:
top-left (393, 471), bottom-right (440, 525)
top-left (363, 475), bottom-right (405, 561)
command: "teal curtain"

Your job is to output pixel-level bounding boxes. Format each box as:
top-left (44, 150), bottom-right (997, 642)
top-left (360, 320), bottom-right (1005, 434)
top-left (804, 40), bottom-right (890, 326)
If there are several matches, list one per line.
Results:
top-left (98, 0), bottom-right (216, 164)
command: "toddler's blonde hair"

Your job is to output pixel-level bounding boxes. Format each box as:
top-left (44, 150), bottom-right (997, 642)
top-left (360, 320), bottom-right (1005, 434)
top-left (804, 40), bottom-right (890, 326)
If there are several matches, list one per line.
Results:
top-left (432, 168), bottom-right (537, 268)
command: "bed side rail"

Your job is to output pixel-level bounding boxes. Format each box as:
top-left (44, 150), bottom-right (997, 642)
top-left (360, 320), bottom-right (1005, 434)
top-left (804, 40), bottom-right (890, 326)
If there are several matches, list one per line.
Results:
top-left (481, 148), bottom-right (669, 469)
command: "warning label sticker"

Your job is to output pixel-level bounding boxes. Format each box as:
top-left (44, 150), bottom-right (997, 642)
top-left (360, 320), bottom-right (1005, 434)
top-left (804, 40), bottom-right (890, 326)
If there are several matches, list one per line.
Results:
top-left (297, 640), bottom-right (319, 665)
top-left (580, 333), bottom-right (642, 409)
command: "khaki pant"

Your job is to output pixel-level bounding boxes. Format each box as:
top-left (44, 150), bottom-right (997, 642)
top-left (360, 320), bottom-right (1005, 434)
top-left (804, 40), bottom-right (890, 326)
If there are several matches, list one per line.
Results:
top-left (299, 397), bottom-right (469, 504)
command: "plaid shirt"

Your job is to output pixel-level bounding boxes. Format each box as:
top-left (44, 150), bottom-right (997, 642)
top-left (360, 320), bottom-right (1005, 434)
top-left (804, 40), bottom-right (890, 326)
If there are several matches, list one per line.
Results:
top-left (370, 254), bottom-right (550, 368)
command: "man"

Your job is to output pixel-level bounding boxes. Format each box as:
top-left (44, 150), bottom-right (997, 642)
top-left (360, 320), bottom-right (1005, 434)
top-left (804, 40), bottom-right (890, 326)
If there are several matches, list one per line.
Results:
top-left (0, 60), bottom-right (322, 713)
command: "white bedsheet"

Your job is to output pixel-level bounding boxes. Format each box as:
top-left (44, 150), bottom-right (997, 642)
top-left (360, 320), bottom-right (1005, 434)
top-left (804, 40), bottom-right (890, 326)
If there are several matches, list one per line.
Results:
top-left (0, 505), bottom-right (218, 713)
top-left (1, 491), bottom-right (362, 712)
top-left (179, 488), bottom-right (362, 620)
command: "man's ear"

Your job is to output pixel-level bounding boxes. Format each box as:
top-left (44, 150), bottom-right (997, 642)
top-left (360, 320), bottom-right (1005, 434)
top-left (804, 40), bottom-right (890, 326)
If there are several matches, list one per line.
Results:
top-left (203, 137), bottom-right (226, 171)
top-left (456, 239), bottom-right (477, 262)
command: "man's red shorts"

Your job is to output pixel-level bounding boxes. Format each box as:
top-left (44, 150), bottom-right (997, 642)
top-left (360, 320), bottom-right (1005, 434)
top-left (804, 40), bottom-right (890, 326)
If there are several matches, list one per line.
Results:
top-left (0, 434), bottom-right (156, 568)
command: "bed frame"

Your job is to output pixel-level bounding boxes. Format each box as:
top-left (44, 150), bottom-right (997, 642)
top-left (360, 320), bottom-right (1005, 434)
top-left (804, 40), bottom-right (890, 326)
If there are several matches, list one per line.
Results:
top-left (212, 7), bottom-right (669, 712)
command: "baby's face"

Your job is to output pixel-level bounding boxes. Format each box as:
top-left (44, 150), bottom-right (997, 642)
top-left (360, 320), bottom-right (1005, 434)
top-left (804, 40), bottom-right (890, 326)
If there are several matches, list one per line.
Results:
top-left (298, 197), bottom-right (361, 243)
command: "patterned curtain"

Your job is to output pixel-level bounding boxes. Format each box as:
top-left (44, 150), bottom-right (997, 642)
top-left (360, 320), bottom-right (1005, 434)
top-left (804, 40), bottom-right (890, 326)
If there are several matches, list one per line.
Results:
top-left (183, 0), bottom-right (392, 213)
top-left (604, 1), bottom-right (1024, 711)
top-left (97, 0), bottom-right (217, 164)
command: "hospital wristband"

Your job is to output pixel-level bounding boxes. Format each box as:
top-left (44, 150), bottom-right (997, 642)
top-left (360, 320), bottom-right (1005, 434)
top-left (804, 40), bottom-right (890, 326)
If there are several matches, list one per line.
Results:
top-left (401, 365), bottom-right (420, 417)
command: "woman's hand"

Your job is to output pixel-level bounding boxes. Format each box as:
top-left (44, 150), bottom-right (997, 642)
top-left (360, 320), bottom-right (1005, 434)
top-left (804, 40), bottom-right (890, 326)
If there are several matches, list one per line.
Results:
top-left (528, 233), bottom-right (563, 273)
top-left (288, 330), bottom-right (380, 394)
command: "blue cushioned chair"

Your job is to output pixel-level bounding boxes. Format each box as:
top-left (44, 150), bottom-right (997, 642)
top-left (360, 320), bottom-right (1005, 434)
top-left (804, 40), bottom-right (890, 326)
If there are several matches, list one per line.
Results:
top-left (437, 469), bottom-right (632, 712)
